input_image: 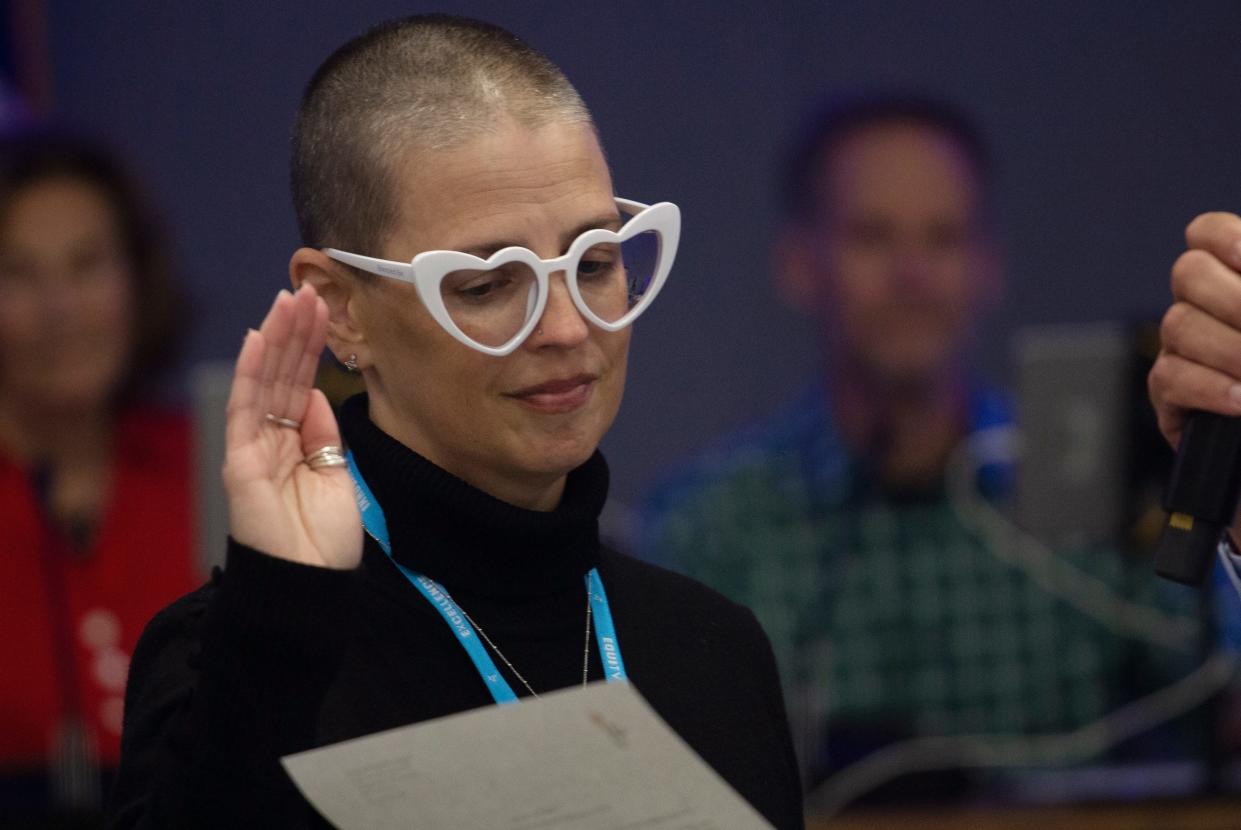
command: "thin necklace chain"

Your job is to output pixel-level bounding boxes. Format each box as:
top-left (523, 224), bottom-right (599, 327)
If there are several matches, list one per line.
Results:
top-left (582, 591), bottom-right (593, 688)
top-left (357, 485), bottom-right (596, 696)
top-left (455, 586), bottom-right (593, 700)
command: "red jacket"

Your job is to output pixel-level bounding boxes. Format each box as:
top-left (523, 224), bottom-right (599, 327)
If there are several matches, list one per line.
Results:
top-left (0, 407), bottom-right (198, 769)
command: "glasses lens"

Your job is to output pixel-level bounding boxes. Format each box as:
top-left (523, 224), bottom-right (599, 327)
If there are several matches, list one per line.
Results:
top-left (439, 261), bottom-right (539, 348)
top-left (576, 230), bottom-right (661, 324)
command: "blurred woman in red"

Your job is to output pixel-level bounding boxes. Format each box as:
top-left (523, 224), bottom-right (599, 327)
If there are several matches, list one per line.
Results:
top-left (0, 130), bottom-right (197, 821)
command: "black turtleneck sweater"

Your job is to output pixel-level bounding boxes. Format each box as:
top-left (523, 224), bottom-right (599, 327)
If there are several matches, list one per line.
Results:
top-left (107, 396), bottom-right (803, 829)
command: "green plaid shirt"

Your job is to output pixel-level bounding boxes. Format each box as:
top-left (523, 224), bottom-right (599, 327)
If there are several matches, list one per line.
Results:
top-left (640, 384), bottom-right (1200, 777)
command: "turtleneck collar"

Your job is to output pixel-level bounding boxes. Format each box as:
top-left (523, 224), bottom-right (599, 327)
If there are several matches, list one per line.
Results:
top-left (338, 394), bottom-right (608, 600)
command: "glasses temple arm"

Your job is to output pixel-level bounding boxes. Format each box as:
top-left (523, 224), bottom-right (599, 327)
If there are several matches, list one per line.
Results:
top-left (323, 248), bottom-right (414, 282)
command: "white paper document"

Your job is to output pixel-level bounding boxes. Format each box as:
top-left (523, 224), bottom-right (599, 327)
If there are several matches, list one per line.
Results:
top-left (281, 681), bottom-right (774, 829)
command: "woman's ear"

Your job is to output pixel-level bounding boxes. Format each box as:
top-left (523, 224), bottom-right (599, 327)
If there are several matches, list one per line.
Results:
top-left (289, 248), bottom-right (370, 369)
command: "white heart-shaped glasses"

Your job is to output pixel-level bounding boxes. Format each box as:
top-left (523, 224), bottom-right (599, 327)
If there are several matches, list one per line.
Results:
top-left (324, 198), bottom-right (680, 356)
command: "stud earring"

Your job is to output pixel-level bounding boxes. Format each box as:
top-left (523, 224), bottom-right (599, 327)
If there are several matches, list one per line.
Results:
top-left (343, 353), bottom-right (358, 372)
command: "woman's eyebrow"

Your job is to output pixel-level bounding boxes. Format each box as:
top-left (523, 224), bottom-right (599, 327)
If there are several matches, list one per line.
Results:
top-left (561, 213), bottom-right (623, 247)
top-left (455, 213), bottom-right (623, 259)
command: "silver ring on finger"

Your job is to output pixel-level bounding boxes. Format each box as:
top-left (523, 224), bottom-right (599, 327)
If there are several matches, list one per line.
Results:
top-left (265, 412), bottom-right (302, 430)
top-left (305, 445), bottom-right (347, 470)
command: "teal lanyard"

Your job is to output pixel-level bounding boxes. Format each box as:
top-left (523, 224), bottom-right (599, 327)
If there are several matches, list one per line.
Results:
top-left (346, 451), bottom-right (627, 704)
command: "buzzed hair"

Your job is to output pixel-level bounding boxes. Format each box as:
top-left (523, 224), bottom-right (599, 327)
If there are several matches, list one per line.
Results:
top-left (291, 14), bottom-right (591, 257)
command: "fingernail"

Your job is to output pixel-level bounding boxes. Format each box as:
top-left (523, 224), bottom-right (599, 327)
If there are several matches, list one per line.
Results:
top-left (1229, 384), bottom-right (1241, 408)
top-left (278, 288), bottom-right (292, 299)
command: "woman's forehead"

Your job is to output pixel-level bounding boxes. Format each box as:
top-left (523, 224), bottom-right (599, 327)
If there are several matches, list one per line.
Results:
top-left (384, 121), bottom-right (615, 258)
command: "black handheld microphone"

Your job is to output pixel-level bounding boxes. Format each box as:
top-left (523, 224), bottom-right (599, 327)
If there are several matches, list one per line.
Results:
top-left (1155, 411), bottom-right (1241, 585)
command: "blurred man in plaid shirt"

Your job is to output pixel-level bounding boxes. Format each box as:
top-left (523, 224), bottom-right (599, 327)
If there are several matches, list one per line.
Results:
top-left (641, 94), bottom-right (1202, 801)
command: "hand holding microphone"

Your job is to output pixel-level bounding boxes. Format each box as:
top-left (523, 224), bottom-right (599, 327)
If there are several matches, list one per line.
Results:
top-left (1149, 213), bottom-right (1241, 584)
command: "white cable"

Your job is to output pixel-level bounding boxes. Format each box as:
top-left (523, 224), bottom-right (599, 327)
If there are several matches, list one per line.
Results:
top-left (805, 427), bottom-right (1225, 817)
top-left (947, 425), bottom-right (1198, 653)
top-left (805, 649), bottom-right (1237, 818)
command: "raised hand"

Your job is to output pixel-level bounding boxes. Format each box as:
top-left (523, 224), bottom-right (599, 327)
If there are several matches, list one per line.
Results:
top-left (222, 284), bottom-right (363, 569)
top-left (1150, 212), bottom-right (1241, 449)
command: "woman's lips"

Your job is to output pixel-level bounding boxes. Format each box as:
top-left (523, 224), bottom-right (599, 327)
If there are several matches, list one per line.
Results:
top-left (508, 375), bottom-right (596, 413)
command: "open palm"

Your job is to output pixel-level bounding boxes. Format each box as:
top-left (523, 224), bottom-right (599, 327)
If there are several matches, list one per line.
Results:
top-left (222, 285), bottom-right (362, 569)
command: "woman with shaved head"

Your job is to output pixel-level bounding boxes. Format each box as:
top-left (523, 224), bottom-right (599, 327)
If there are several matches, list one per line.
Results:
top-left (109, 15), bottom-right (803, 829)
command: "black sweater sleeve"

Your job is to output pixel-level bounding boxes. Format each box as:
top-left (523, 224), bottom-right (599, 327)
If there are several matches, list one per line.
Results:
top-left (107, 540), bottom-right (357, 829)
top-left (739, 605), bottom-right (805, 830)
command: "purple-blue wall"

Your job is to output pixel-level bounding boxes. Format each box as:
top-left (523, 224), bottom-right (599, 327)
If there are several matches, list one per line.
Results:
top-left (47, 1), bottom-right (1241, 512)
